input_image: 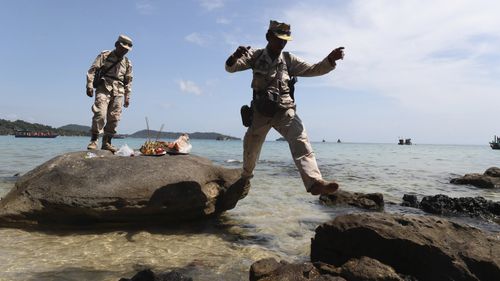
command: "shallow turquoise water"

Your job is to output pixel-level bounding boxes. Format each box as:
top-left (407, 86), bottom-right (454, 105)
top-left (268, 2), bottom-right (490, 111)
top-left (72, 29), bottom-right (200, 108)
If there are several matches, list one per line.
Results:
top-left (0, 136), bottom-right (498, 280)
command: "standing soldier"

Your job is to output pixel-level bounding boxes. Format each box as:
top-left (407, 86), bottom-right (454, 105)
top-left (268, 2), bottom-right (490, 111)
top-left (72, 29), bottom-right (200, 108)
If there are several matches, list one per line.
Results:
top-left (86, 35), bottom-right (133, 152)
top-left (225, 20), bottom-right (345, 196)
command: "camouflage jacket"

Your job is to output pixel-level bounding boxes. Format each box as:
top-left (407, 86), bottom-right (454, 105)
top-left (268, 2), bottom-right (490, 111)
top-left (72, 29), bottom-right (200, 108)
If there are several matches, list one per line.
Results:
top-left (87, 50), bottom-right (133, 97)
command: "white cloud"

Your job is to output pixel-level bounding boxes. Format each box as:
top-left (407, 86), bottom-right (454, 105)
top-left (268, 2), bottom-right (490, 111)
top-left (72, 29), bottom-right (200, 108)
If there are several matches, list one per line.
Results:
top-left (136, 0), bottom-right (154, 15)
top-left (179, 80), bottom-right (202, 96)
top-left (200, 0), bottom-right (224, 11)
top-left (282, 0), bottom-right (500, 114)
top-left (185, 32), bottom-right (210, 46)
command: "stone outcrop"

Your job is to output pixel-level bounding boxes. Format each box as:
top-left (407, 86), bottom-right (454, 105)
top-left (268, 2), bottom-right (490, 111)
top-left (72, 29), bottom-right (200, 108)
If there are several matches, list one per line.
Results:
top-left (0, 151), bottom-right (249, 227)
top-left (402, 194), bottom-right (500, 222)
top-left (249, 258), bottom-right (346, 281)
top-left (311, 213), bottom-right (500, 281)
top-left (250, 257), bottom-right (406, 281)
top-left (450, 167), bottom-right (500, 189)
top-left (320, 190), bottom-right (384, 211)
top-left (119, 269), bottom-right (192, 281)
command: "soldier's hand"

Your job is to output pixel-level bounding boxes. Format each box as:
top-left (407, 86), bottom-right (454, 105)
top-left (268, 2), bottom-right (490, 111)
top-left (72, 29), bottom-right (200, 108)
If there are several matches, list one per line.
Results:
top-left (124, 97), bottom-right (130, 108)
top-left (86, 88), bottom-right (94, 97)
top-left (233, 46), bottom-right (251, 59)
top-left (328, 47), bottom-right (345, 65)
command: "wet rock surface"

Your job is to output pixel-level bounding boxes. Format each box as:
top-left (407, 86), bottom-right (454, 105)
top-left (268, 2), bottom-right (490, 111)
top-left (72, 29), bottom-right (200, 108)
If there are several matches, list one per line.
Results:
top-left (450, 167), bottom-right (500, 189)
top-left (402, 194), bottom-right (500, 222)
top-left (319, 190), bottom-right (384, 211)
top-left (311, 212), bottom-right (500, 281)
top-left (250, 256), bottom-right (410, 281)
top-left (119, 269), bottom-right (192, 281)
top-left (249, 258), bottom-right (346, 281)
top-left (0, 151), bottom-right (249, 227)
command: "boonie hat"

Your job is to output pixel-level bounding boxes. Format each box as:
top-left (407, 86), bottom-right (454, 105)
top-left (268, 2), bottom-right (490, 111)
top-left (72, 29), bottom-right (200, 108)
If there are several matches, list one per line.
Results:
top-left (268, 20), bottom-right (292, 41)
top-left (117, 34), bottom-right (133, 50)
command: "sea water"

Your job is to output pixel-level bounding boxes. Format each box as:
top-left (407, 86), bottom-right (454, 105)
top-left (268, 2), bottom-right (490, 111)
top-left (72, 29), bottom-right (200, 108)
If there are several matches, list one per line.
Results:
top-left (0, 136), bottom-right (499, 280)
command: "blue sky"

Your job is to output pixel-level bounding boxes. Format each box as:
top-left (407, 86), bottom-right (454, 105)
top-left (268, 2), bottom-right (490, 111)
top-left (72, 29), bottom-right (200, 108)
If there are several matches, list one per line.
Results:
top-left (1, 0), bottom-right (499, 144)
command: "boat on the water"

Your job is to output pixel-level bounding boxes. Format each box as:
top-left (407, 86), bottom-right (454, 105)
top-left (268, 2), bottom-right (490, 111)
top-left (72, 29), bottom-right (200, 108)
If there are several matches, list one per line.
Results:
top-left (15, 130), bottom-right (58, 138)
top-left (490, 135), bottom-right (500, 150)
top-left (398, 138), bottom-right (412, 145)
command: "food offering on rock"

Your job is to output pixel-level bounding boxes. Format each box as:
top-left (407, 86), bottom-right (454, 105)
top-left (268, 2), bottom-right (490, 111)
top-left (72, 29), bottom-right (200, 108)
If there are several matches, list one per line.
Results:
top-left (140, 134), bottom-right (192, 156)
top-left (139, 141), bottom-right (166, 156)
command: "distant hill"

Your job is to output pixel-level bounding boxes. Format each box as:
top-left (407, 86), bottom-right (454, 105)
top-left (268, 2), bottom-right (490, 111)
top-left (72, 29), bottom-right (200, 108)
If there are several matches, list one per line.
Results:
top-left (0, 119), bottom-right (240, 140)
top-left (58, 124), bottom-right (91, 132)
top-left (130, 130), bottom-right (240, 140)
top-left (0, 119), bottom-right (90, 136)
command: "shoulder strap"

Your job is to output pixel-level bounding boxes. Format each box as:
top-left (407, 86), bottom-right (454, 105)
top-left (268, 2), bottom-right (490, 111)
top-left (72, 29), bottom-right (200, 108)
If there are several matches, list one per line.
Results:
top-left (283, 52), bottom-right (297, 101)
top-left (99, 52), bottom-right (122, 77)
top-left (283, 51), bottom-right (292, 73)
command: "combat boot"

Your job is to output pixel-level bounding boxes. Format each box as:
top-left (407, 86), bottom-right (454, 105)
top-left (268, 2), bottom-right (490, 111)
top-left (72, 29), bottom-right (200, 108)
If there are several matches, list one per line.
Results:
top-left (87, 134), bottom-right (99, 150)
top-left (309, 179), bottom-right (339, 195)
top-left (101, 135), bottom-right (118, 153)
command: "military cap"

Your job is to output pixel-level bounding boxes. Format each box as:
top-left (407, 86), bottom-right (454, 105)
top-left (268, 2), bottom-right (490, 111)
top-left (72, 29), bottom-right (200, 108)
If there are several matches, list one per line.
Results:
top-left (117, 34), bottom-right (133, 50)
top-left (268, 20), bottom-right (292, 41)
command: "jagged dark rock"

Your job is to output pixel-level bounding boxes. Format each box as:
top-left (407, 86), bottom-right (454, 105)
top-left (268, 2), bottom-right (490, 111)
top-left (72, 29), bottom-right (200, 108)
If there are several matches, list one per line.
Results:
top-left (0, 151), bottom-right (249, 228)
top-left (250, 256), bottom-right (409, 281)
top-left (401, 194), bottom-right (499, 222)
top-left (311, 213), bottom-right (500, 281)
top-left (337, 257), bottom-right (404, 281)
top-left (320, 190), bottom-right (384, 211)
top-left (119, 269), bottom-right (192, 281)
top-left (450, 167), bottom-right (500, 189)
top-left (401, 194), bottom-right (419, 208)
top-left (249, 258), bottom-right (346, 281)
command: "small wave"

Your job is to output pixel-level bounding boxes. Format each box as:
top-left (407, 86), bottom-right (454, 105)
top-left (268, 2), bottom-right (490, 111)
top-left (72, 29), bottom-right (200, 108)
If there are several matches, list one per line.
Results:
top-left (226, 159), bottom-right (242, 163)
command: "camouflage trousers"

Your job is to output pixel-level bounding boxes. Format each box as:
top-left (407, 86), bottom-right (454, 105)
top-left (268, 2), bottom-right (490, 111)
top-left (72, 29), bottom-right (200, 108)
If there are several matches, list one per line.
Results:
top-left (90, 87), bottom-right (124, 136)
top-left (242, 107), bottom-right (322, 191)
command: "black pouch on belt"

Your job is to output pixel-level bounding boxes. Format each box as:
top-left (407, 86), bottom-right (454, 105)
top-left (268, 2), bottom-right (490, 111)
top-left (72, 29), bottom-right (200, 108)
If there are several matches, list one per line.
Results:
top-left (240, 104), bottom-right (253, 127)
top-left (253, 91), bottom-right (282, 117)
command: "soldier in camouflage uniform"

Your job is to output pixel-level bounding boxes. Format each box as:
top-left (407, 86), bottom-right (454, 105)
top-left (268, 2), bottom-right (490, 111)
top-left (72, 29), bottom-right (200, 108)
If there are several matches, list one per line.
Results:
top-left (86, 35), bottom-right (133, 152)
top-left (225, 20), bottom-right (345, 196)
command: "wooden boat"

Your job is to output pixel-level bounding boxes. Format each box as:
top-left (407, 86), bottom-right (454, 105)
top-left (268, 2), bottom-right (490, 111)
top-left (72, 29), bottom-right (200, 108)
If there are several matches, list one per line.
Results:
top-left (15, 130), bottom-right (58, 138)
top-left (490, 135), bottom-right (500, 150)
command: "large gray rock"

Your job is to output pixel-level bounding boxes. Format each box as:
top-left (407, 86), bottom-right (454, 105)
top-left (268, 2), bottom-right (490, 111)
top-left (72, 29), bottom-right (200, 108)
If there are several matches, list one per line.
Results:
top-left (450, 167), bottom-right (500, 189)
top-left (0, 151), bottom-right (249, 227)
top-left (311, 213), bottom-right (500, 281)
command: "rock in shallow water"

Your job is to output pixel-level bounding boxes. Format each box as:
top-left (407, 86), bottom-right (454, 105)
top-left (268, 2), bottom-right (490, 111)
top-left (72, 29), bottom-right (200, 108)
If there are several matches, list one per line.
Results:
top-left (401, 194), bottom-right (500, 222)
top-left (311, 212), bottom-right (500, 281)
top-left (319, 190), bottom-right (384, 211)
top-left (0, 151), bottom-right (249, 227)
top-left (450, 167), bottom-right (500, 189)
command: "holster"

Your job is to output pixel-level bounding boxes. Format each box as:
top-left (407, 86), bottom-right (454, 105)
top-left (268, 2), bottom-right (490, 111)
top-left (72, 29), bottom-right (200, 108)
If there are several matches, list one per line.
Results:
top-left (240, 104), bottom-right (253, 127)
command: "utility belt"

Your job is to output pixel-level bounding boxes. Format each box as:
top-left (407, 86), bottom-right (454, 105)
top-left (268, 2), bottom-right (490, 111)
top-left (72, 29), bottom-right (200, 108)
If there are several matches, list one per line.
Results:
top-left (253, 90), bottom-right (289, 117)
top-left (103, 75), bottom-right (129, 85)
top-left (240, 90), bottom-right (289, 128)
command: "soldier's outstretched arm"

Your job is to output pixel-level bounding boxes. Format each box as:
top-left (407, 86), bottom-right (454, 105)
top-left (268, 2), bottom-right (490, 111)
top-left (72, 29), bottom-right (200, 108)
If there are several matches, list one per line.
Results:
top-left (225, 46), bottom-right (253, 73)
top-left (327, 47), bottom-right (345, 65)
top-left (226, 46), bottom-right (250, 66)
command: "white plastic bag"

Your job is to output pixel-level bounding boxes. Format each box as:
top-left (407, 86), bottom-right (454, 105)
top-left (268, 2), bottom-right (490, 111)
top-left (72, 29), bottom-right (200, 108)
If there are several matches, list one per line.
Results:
top-left (178, 143), bottom-right (192, 154)
top-left (116, 144), bottom-right (134, 157)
